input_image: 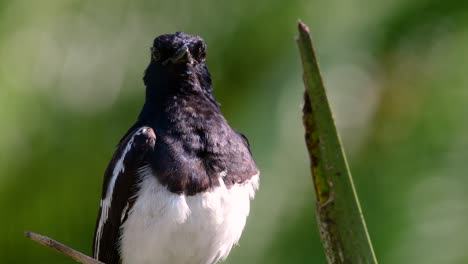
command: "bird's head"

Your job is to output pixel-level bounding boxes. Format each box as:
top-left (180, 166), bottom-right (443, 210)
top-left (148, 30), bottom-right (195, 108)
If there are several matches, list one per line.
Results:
top-left (143, 32), bottom-right (211, 94)
top-left (152, 32), bottom-right (206, 66)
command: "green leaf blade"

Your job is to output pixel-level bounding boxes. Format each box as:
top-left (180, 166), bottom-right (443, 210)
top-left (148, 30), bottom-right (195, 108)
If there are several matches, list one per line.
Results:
top-left (297, 20), bottom-right (378, 264)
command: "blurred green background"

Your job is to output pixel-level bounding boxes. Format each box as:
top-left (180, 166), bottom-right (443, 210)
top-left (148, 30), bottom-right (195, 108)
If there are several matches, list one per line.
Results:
top-left (2, 0), bottom-right (468, 263)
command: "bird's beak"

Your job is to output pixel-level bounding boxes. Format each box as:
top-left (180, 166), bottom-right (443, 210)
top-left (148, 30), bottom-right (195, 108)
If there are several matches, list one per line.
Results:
top-left (163, 45), bottom-right (192, 65)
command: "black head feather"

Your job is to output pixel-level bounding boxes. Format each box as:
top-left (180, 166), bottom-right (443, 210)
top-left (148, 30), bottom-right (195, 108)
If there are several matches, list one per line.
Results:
top-left (151, 32), bottom-right (206, 64)
top-left (143, 32), bottom-right (210, 95)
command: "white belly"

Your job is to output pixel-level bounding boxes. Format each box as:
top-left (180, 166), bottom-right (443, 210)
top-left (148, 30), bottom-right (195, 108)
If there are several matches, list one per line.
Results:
top-left (120, 171), bottom-right (259, 264)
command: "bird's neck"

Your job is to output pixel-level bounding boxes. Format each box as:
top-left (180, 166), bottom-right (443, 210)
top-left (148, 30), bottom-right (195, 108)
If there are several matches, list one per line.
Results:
top-left (137, 88), bottom-right (223, 131)
top-left (143, 61), bottom-right (218, 106)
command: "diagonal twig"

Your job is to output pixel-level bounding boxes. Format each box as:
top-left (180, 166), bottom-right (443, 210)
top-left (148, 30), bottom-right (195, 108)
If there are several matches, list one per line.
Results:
top-left (24, 231), bottom-right (104, 264)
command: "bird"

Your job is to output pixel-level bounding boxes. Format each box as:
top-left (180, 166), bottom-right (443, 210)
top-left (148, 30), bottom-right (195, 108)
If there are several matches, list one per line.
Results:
top-left (92, 32), bottom-right (260, 264)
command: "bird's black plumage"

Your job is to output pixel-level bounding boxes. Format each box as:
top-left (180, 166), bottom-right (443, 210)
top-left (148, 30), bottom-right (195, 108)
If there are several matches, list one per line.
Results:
top-left (93, 32), bottom-right (258, 264)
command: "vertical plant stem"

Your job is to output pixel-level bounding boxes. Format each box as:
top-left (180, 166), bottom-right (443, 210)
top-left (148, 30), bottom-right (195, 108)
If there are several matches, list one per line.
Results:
top-left (296, 20), bottom-right (378, 264)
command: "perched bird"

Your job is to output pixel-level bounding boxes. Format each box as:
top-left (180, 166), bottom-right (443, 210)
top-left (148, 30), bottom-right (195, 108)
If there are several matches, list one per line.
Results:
top-left (92, 32), bottom-right (259, 264)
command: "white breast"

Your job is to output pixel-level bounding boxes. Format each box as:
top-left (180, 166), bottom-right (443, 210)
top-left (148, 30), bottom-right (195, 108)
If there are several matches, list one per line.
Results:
top-left (120, 169), bottom-right (259, 264)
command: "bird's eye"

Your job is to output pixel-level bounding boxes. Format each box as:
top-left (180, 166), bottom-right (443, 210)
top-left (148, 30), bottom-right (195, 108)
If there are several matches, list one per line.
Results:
top-left (151, 47), bottom-right (161, 61)
top-left (199, 45), bottom-right (206, 56)
top-left (197, 43), bottom-right (206, 61)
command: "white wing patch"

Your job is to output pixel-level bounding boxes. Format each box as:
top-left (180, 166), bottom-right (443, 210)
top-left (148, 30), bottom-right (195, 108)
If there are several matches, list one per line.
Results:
top-left (94, 127), bottom-right (149, 257)
top-left (121, 203), bottom-right (130, 222)
top-left (219, 170), bottom-right (228, 178)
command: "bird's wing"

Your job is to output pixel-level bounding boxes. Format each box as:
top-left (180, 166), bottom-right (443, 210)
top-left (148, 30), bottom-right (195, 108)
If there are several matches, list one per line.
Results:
top-left (93, 126), bottom-right (156, 264)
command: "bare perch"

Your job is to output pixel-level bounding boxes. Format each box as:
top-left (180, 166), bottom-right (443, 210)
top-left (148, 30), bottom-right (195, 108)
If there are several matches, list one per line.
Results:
top-left (24, 231), bottom-right (104, 264)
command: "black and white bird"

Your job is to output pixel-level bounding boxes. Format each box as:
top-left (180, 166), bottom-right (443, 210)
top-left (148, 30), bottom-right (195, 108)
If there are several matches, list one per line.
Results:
top-left (92, 32), bottom-right (259, 264)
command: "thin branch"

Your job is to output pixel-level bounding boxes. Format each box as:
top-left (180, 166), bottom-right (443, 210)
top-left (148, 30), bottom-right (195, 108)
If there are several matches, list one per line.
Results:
top-left (296, 20), bottom-right (378, 263)
top-left (24, 231), bottom-right (104, 264)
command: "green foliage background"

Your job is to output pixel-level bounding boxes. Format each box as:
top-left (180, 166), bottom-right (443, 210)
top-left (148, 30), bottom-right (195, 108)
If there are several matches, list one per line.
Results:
top-left (1, 0), bottom-right (468, 263)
